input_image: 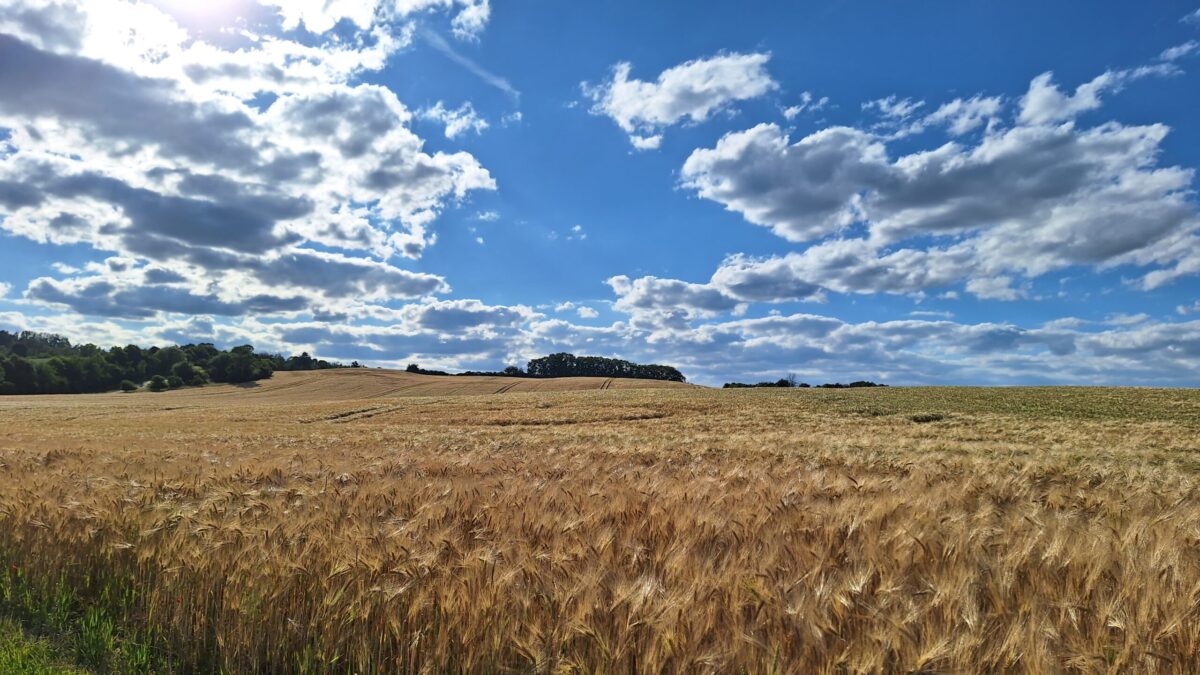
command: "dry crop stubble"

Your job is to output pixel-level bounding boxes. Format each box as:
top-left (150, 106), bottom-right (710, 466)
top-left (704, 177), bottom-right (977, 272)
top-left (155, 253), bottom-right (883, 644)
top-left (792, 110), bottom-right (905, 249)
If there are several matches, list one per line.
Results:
top-left (1, 377), bottom-right (1200, 672)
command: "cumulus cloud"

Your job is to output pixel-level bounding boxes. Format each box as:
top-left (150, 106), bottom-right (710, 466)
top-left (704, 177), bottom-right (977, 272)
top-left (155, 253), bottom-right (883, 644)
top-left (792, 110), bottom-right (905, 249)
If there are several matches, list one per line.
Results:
top-left (0, 1), bottom-right (86, 52)
top-left (923, 95), bottom-right (1003, 135)
top-left (273, 298), bottom-right (534, 366)
top-left (257, 0), bottom-right (490, 38)
top-left (583, 52), bottom-right (777, 149)
top-left (0, 1), bottom-right (492, 325)
top-left (676, 65), bottom-right (1199, 301)
top-left (142, 268), bottom-right (187, 285)
top-left (521, 310), bottom-right (1200, 387)
top-left (608, 275), bottom-right (744, 318)
top-left (25, 275), bottom-right (308, 319)
top-left (711, 242), bottom-right (968, 301)
top-left (681, 124), bottom-right (889, 241)
top-left (250, 250), bottom-right (449, 299)
top-left (862, 95), bottom-right (924, 120)
top-left (965, 276), bottom-right (1025, 301)
top-left (419, 101), bottom-right (489, 138)
top-left (257, 0), bottom-right (383, 33)
top-left (15, 246), bottom-right (449, 321)
top-left (1017, 66), bottom-right (1176, 125)
top-left (782, 91), bottom-right (829, 120)
top-left (398, 298), bottom-right (533, 331)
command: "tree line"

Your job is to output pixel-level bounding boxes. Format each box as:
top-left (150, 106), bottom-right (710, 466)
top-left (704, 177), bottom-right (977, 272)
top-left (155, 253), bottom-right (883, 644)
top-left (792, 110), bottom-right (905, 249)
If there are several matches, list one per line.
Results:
top-left (406, 353), bottom-right (687, 382)
top-left (723, 377), bottom-right (887, 389)
top-left (0, 330), bottom-right (358, 395)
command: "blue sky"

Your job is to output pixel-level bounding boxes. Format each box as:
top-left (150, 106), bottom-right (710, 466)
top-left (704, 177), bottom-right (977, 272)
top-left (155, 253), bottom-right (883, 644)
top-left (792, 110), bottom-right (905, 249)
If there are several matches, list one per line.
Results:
top-left (1, 0), bottom-right (1199, 385)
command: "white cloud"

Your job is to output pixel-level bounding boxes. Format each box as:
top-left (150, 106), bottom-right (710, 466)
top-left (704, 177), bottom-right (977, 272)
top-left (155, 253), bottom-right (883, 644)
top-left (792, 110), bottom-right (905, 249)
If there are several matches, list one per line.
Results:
top-left (583, 52), bottom-right (777, 149)
top-left (1184, 8), bottom-right (1200, 24)
top-left (256, 0), bottom-right (490, 38)
top-left (419, 101), bottom-right (489, 138)
top-left (0, 0), bottom-right (492, 325)
top-left (523, 309), bottom-right (1200, 387)
top-left (616, 56), bottom-right (1200, 326)
top-left (923, 95), bottom-right (1003, 135)
top-left (679, 82), bottom-right (1198, 296)
top-left (681, 124), bottom-right (887, 241)
top-left (782, 91), bottom-right (829, 120)
top-left (1104, 313), bottom-right (1149, 326)
top-left (258, 0), bottom-right (382, 33)
top-left (1178, 301), bottom-right (1200, 316)
top-left (1018, 66), bottom-right (1176, 125)
top-left (1161, 41), bottom-right (1200, 62)
top-left (576, 306), bottom-right (599, 319)
top-left (709, 242), bottom-right (969, 301)
top-left (965, 276), bottom-right (1025, 301)
top-left (608, 275), bottom-right (743, 319)
top-left (862, 95), bottom-right (925, 120)
top-left (397, 298), bottom-right (532, 331)
top-left (629, 134), bottom-right (663, 150)
top-left (0, 282), bottom-right (10, 298)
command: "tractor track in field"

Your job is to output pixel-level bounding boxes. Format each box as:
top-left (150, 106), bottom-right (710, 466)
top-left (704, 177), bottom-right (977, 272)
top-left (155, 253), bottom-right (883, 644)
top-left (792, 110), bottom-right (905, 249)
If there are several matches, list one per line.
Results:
top-left (494, 382), bottom-right (521, 394)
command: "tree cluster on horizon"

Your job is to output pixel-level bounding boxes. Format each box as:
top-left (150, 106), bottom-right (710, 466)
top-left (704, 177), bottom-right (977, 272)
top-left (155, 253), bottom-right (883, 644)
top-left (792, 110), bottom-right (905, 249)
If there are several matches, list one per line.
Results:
top-left (0, 330), bottom-right (357, 395)
top-left (405, 353), bottom-right (687, 383)
top-left (723, 378), bottom-right (887, 389)
top-left (525, 353), bottom-right (686, 382)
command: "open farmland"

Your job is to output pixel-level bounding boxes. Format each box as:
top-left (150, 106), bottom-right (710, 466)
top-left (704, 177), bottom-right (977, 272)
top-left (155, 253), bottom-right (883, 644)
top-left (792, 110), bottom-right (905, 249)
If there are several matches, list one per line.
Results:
top-left (2, 374), bottom-right (1200, 673)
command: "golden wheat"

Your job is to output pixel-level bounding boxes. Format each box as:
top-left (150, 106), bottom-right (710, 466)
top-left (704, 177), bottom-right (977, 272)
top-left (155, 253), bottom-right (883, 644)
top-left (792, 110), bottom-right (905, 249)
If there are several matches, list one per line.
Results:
top-left (1, 378), bottom-right (1199, 673)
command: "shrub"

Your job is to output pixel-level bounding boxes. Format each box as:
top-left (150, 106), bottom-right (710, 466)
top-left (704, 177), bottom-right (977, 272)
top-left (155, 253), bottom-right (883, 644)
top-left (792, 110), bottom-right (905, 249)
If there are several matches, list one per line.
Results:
top-left (147, 376), bottom-right (168, 393)
top-left (166, 375), bottom-right (184, 390)
top-left (119, 380), bottom-right (138, 393)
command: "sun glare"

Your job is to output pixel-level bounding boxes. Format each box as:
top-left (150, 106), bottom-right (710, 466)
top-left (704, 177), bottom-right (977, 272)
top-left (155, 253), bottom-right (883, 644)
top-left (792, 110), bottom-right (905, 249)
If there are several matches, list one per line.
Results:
top-left (155, 0), bottom-right (247, 28)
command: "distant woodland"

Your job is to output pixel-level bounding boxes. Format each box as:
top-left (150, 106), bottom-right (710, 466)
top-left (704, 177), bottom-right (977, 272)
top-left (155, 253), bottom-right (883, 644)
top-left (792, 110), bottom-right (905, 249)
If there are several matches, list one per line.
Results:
top-left (0, 330), bottom-right (355, 395)
top-left (0, 332), bottom-right (688, 394)
top-left (408, 352), bottom-right (687, 383)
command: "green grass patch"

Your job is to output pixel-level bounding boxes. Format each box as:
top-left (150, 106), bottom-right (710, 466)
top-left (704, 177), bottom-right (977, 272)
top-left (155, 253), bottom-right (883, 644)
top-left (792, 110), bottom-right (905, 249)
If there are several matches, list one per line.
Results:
top-left (1, 563), bottom-right (164, 673)
top-left (0, 617), bottom-right (87, 674)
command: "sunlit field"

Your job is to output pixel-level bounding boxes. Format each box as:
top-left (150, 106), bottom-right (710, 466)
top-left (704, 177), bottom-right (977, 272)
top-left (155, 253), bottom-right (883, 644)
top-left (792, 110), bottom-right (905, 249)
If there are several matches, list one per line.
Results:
top-left (2, 371), bottom-right (1200, 673)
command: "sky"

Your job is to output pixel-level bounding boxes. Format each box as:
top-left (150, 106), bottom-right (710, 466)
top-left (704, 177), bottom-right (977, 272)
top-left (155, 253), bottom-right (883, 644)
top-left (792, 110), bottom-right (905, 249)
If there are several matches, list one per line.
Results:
top-left (0, 0), bottom-right (1199, 386)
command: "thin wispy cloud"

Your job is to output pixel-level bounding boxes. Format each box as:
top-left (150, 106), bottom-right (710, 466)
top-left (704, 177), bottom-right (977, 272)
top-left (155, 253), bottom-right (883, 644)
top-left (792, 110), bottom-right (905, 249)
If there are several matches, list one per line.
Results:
top-left (422, 29), bottom-right (520, 102)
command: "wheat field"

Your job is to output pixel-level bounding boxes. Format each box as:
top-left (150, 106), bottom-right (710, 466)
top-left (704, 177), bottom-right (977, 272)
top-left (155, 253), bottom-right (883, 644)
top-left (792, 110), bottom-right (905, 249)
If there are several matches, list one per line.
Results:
top-left (2, 372), bottom-right (1200, 673)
